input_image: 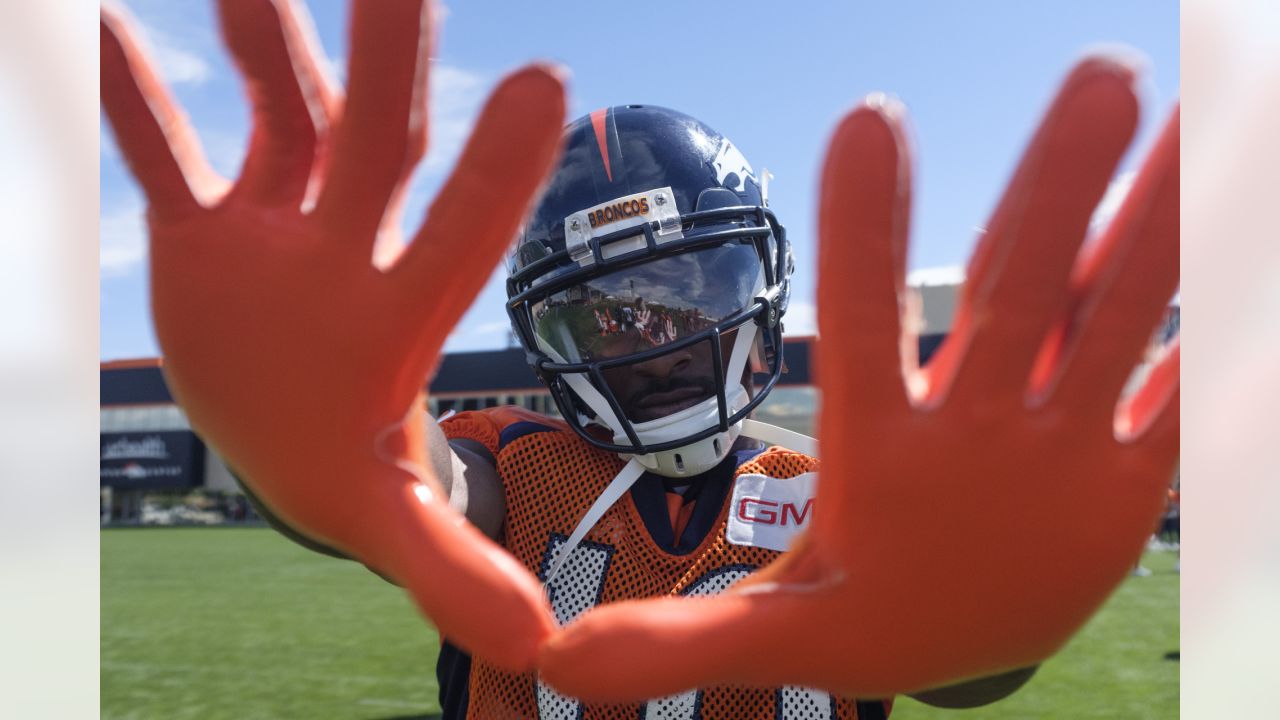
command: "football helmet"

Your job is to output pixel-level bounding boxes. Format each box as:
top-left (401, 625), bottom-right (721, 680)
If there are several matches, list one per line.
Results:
top-left (507, 105), bottom-right (793, 478)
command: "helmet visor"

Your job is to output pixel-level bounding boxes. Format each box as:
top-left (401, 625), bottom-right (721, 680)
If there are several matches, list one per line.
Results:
top-left (530, 242), bottom-right (766, 364)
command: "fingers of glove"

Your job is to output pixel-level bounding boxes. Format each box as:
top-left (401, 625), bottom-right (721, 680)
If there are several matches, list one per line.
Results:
top-left (538, 592), bottom-right (805, 703)
top-left (315, 0), bottom-right (431, 250)
top-left (229, 413), bottom-right (556, 671)
top-left (931, 57), bottom-right (1139, 408)
top-left (378, 483), bottom-right (556, 672)
top-left (101, 4), bottom-right (222, 217)
top-left (290, 456), bottom-right (555, 673)
top-left (1118, 340), bottom-right (1179, 468)
top-left (217, 0), bottom-right (338, 207)
top-left (394, 64), bottom-right (566, 372)
top-left (817, 97), bottom-right (914, 428)
top-left (1036, 108), bottom-right (1180, 416)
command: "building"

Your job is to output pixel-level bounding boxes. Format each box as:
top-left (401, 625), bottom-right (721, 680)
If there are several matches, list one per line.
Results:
top-left (99, 276), bottom-right (1177, 523)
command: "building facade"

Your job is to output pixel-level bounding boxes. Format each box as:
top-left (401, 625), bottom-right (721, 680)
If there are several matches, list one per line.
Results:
top-left (99, 277), bottom-right (1176, 524)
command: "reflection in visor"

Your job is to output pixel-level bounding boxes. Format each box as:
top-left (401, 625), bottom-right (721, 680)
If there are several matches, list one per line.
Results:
top-left (531, 242), bottom-right (765, 363)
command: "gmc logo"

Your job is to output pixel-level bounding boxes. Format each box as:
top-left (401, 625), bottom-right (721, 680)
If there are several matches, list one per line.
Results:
top-left (736, 497), bottom-right (813, 526)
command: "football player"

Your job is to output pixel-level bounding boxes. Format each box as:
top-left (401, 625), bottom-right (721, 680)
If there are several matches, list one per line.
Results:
top-left (424, 104), bottom-right (1040, 718)
top-left (100, 0), bottom-right (1179, 717)
top-left (217, 100), bottom-right (1037, 718)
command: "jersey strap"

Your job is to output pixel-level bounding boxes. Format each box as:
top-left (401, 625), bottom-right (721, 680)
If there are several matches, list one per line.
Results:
top-left (542, 457), bottom-right (646, 585)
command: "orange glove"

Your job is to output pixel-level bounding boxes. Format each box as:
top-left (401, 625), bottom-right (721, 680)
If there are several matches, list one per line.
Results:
top-left (539, 56), bottom-right (1179, 700)
top-left (100, 0), bottom-right (565, 672)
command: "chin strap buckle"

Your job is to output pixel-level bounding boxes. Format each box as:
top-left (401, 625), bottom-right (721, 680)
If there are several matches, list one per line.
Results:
top-left (754, 285), bottom-right (783, 329)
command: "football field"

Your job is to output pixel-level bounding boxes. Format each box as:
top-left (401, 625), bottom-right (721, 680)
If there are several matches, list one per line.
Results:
top-left (101, 527), bottom-right (1178, 719)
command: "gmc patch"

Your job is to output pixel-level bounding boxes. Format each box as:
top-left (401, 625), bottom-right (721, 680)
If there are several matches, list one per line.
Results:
top-left (726, 471), bottom-right (817, 552)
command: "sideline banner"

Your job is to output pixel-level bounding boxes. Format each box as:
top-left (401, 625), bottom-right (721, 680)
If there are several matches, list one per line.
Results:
top-left (100, 431), bottom-right (206, 490)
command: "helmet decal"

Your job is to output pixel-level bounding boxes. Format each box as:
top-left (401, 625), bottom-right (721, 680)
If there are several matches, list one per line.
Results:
top-left (712, 138), bottom-right (756, 192)
top-left (589, 108), bottom-right (614, 182)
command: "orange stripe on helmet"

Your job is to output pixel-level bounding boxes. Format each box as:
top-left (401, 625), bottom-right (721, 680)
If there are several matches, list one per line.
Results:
top-left (589, 108), bottom-right (613, 182)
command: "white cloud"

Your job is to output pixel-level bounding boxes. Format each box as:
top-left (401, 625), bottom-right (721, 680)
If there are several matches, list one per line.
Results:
top-left (100, 203), bottom-right (148, 276)
top-left (110, 5), bottom-right (215, 86)
top-left (421, 62), bottom-right (489, 173)
top-left (401, 61), bottom-right (494, 237)
top-left (129, 15), bottom-right (211, 86)
top-left (152, 41), bottom-right (211, 86)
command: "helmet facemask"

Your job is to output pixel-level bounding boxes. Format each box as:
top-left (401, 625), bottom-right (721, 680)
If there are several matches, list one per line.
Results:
top-left (508, 199), bottom-right (790, 477)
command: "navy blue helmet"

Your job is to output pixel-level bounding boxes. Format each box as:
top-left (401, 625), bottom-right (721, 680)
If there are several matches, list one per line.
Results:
top-left (506, 105), bottom-right (792, 475)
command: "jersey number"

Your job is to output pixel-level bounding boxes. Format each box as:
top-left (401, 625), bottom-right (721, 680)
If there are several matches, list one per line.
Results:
top-left (536, 536), bottom-right (834, 720)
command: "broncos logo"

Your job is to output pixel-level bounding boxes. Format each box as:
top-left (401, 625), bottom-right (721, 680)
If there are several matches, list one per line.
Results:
top-left (712, 138), bottom-right (756, 192)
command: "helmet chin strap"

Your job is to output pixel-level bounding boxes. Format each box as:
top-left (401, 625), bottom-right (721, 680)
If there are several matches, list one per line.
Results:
top-left (543, 457), bottom-right (646, 587)
top-left (739, 418), bottom-right (817, 457)
top-left (542, 417), bottom-right (817, 588)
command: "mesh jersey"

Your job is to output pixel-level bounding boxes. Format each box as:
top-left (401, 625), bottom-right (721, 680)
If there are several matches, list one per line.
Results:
top-left (440, 406), bottom-right (891, 720)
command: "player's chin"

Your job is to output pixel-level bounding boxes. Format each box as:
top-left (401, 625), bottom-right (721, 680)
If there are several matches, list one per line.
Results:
top-left (627, 393), bottom-right (713, 423)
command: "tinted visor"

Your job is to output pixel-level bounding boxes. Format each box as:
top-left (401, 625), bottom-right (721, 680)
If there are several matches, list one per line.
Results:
top-left (530, 242), bottom-right (765, 363)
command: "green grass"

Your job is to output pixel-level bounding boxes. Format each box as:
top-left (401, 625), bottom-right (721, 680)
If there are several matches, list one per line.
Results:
top-left (102, 528), bottom-right (1178, 719)
top-left (892, 550), bottom-right (1179, 720)
top-left (101, 527), bottom-right (442, 719)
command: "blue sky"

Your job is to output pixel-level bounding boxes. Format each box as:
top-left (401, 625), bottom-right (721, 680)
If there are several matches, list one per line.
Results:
top-left (100, 0), bottom-right (1179, 360)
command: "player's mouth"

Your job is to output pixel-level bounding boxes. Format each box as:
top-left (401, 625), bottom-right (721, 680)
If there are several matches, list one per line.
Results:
top-left (630, 386), bottom-right (713, 422)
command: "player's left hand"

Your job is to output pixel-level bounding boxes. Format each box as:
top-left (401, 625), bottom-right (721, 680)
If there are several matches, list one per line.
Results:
top-left (101, 0), bottom-right (565, 672)
top-left (538, 56), bottom-right (1179, 701)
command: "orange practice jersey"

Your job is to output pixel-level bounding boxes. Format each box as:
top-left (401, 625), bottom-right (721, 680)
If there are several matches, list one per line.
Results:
top-left (441, 407), bottom-right (891, 720)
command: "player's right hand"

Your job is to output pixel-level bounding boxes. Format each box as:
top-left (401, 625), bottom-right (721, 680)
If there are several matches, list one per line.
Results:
top-left (100, 0), bottom-right (565, 672)
top-left (539, 56), bottom-right (1179, 701)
